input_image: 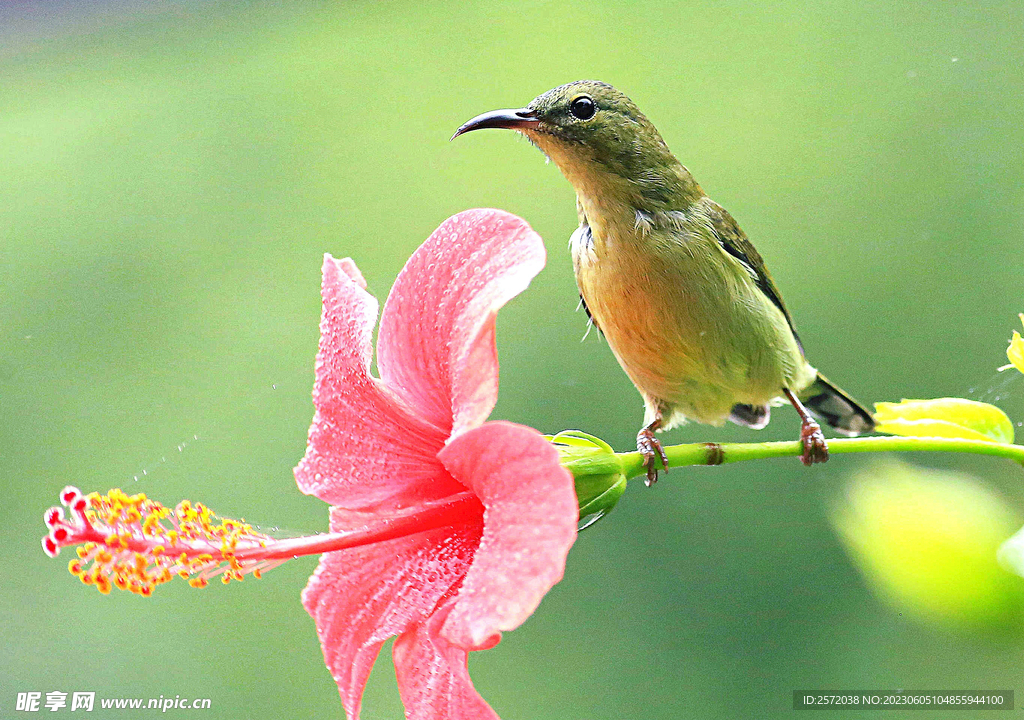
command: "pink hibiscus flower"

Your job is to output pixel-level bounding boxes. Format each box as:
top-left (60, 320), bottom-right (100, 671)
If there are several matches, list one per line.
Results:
top-left (41, 209), bottom-right (578, 720)
top-left (296, 208), bottom-right (578, 720)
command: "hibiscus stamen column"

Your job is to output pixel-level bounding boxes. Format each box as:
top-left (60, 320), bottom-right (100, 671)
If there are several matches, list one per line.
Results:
top-left (43, 485), bottom-right (480, 595)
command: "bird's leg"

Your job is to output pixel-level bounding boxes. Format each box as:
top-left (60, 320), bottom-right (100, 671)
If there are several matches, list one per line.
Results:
top-left (783, 388), bottom-right (829, 466)
top-left (637, 415), bottom-right (669, 486)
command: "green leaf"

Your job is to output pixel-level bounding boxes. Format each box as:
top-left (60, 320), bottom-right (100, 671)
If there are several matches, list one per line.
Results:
top-left (874, 398), bottom-right (1015, 444)
top-left (576, 475), bottom-right (627, 531)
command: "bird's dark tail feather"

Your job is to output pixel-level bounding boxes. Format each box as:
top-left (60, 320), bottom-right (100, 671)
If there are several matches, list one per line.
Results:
top-left (728, 403), bottom-right (771, 429)
top-left (799, 373), bottom-right (874, 436)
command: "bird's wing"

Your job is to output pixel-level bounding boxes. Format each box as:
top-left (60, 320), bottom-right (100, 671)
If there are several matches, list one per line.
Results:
top-left (705, 200), bottom-right (804, 354)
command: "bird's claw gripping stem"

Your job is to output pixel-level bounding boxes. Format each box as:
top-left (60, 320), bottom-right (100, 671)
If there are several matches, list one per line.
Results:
top-left (783, 387), bottom-right (830, 466)
top-left (799, 418), bottom-right (829, 465)
top-left (637, 424), bottom-right (668, 486)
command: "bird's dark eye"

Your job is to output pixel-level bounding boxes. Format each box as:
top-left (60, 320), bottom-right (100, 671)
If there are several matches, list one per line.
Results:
top-left (569, 95), bottom-right (596, 120)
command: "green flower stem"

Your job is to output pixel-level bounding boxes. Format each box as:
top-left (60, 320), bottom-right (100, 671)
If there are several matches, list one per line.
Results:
top-left (615, 436), bottom-right (1024, 482)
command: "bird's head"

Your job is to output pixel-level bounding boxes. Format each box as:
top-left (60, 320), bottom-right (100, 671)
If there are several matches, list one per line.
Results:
top-left (453, 81), bottom-right (697, 210)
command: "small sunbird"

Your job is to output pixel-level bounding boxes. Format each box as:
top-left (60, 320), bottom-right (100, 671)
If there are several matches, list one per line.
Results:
top-left (453, 81), bottom-right (874, 483)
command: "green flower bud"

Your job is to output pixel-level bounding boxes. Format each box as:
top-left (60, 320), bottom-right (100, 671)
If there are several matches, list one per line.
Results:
top-left (832, 459), bottom-right (1024, 632)
top-left (547, 431), bottom-right (627, 530)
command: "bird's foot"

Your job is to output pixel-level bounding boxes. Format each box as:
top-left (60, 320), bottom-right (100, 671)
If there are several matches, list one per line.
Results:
top-left (637, 427), bottom-right (669, 486)
top-left (783, 387), bottom-right (830, 467)
top-left (799, 418), bottom-right (829, 466)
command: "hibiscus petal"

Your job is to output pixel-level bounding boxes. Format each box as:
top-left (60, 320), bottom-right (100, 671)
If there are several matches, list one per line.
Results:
top-left (437, 421), bottom-right (578, 649)
top-left (303, 514), bottom-right (482, 720)
top-left (393, 598), bottom-right (500, 720)
top-left (377, 210), bottom-right (546, 437)
top-left (295, 254), bottom-right (464, 510)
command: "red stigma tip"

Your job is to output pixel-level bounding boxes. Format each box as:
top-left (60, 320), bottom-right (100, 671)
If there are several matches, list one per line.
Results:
top-left (51, 527), bottom-right (69, 542)
top-left (44, 507), bottom-right (64, 528)
top-left (60, 486), bottom-right (81, 506)
top-left (43, 537), bottom-right (59, 557)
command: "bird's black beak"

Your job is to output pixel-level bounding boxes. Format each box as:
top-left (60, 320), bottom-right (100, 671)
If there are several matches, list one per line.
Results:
top-left (451, 108), bottom-right (539, 141)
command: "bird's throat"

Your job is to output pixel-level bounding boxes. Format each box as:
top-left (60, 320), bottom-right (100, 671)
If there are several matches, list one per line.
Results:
top-left (528, 129), bottom-right (703, 222)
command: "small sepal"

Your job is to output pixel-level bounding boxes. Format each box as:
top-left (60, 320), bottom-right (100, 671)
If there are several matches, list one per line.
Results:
top-left (547, 430), bottom-right (627, 530)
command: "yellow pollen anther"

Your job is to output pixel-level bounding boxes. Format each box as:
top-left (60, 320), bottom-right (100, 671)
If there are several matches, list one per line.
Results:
top-left (55, 487), bottom-right (282, 596)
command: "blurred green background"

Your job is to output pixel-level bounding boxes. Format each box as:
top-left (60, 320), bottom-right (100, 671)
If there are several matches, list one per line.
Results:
top-left (3, 1), bottom-right (1024, 718)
